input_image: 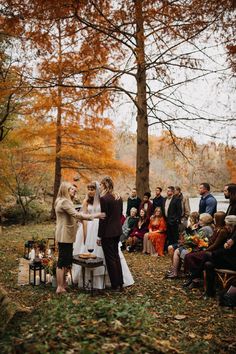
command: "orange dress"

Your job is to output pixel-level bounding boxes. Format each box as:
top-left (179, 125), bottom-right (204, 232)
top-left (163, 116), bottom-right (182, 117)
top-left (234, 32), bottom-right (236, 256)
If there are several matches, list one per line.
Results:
top-left (148, 217), bottom-right (167, 256)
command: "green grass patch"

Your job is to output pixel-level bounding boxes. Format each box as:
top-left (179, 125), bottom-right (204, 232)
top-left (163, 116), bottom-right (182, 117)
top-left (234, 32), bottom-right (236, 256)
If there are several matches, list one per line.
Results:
top-left (0, 223), bottom-right (236, 353)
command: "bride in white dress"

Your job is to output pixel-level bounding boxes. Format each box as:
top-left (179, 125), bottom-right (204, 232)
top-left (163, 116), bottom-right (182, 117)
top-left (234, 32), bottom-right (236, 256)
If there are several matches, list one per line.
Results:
top-left (72, 181), bottom-right (134, 289)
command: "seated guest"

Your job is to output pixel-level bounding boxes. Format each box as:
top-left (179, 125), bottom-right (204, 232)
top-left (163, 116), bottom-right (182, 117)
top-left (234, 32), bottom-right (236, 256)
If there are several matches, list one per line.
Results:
top-left (167, 211), bottom-right (200, 258)
top-left (143, 207), bottom-right (167, 256)
top-left (204, 215), bottom-right (236, 297)
top-left (127, 208), bottom-right (149, 252)
top-left (183, 211), bottom-right (228, 288)
top-left (126, 188), bottom-right (141, 217)
top-left (139, 192), bottom-right (153, 218)
top-left (166, 213), bottom-right (214, 279)
top-left (120, 207), bottom-right (138, 243)
top-left (186, 211), bottom-right (200, 233)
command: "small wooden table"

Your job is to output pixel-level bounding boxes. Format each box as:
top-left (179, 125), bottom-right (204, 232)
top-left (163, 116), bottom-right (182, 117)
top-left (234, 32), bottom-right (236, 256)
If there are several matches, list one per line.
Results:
top-left (72, 255), bottom-right (105, 295)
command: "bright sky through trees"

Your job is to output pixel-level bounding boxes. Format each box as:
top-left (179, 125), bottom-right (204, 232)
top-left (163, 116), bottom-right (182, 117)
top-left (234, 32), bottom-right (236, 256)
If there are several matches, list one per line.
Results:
top-left (112, 38), bottom-right (235, 145)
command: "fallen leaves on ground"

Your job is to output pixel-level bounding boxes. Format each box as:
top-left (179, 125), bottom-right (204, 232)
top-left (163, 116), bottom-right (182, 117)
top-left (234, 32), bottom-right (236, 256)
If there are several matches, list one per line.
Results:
top-left (0, 223), bottom-right (236, 354)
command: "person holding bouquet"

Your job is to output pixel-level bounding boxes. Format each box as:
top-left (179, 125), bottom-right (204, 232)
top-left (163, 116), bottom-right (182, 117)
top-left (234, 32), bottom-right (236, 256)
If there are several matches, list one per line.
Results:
top-left (183, 211), bottom-right (228, 289)
top-left (165, 213), bottom-right (214, 279)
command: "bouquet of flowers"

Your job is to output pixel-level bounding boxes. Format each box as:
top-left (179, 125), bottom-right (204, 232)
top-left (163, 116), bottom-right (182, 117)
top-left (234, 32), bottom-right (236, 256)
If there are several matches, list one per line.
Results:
top-left (41, 256), bottom-right (57, 276)
top-left (183, 231), bottom-right (209, 252)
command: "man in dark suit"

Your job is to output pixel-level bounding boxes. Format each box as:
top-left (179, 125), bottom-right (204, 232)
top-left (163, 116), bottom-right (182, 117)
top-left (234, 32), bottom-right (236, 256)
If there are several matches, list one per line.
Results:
top-left (98, 176), bottom-right (123, 291)
top-left (224, 184), bottom-right (236, 216)
top-left (152, 187), bottom-right (164, 212)
top-left (126, 188), bottom-right (141, 217)
top-left (163, 186), bottom-right (182, 247)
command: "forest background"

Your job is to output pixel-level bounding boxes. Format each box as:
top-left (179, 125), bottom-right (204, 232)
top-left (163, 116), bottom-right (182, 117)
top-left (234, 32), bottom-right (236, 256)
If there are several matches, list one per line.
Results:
top-left (1, 128), bottom-right (236, 225)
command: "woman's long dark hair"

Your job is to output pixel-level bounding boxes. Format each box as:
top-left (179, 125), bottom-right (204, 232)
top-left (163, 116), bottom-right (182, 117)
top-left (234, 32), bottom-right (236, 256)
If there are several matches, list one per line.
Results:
top-left (86, 182), bottom-right (96, 205)
top-left (139, 208), bottom-right (148, 223)
top-left (214, 211), bottom-right (226, 228)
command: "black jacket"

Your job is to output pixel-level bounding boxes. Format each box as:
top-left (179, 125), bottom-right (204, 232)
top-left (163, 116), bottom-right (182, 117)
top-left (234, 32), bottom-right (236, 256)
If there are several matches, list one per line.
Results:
top-left (152, 195), bottom-right (164, 213)
top-left (98, 193), bottom-right (123, 238)
top-left (226, 201), bottom-right (236, 217)
top-left (126, 197), bottom-right (141, 216)
top-left (163, 196), bottom-right (182, 225)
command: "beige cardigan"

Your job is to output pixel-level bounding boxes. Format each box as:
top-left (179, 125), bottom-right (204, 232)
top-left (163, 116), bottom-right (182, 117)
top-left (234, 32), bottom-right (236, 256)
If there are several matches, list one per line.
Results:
top-left (55, 198), bottom-right (92, 243)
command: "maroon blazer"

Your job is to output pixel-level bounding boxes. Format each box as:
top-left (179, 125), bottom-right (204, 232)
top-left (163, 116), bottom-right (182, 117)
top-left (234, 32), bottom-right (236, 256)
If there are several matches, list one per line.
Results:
top-left (98, 193), bottom-right (123, 239)
top-left (139, 200), bottom-right (153, 218)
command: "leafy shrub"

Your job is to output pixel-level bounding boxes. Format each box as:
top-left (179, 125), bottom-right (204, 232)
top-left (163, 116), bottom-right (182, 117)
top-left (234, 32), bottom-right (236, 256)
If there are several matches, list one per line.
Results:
top-left (3, 201), bottom-right (51, 224)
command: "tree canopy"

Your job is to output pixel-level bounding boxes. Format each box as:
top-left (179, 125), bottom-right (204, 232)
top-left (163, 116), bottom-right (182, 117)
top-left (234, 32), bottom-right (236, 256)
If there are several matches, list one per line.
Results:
top-left (1, 0), bottom-right (235, 199)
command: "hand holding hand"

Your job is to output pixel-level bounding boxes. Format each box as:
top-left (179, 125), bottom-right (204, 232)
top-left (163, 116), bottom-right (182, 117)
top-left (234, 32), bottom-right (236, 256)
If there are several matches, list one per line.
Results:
top-left (94, 212), bottom-right (106, 219)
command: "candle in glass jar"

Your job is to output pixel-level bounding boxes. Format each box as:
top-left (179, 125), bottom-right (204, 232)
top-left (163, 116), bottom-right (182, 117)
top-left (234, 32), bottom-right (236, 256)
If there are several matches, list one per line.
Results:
top-left (29, 249), bottom-right (35, 260)
top-left (46, 274), bottom-right (51, 283)
top-left (30, 273), bottom-right (34, 284)
top-left (35, 275), bottom-right (40, 285)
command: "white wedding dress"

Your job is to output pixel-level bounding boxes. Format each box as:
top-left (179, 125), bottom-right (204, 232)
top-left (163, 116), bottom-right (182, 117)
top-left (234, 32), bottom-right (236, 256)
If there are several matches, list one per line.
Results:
top-left (72, 203), bottom-right (134, 289)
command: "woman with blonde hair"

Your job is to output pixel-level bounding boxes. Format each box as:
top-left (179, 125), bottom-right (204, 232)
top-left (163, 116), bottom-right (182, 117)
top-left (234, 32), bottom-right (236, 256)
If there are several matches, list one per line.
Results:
top-left (55, 181), bottom-right (104, 294)
top-left (167, 211), bottom-right (200, 261)
top-left (166, 213), bottom-right (214, 279)
top-left (183, 211), bottom-right (228, 288)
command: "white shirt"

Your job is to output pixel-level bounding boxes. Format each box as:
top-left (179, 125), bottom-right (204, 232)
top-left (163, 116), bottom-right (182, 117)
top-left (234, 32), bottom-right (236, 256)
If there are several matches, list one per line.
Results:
top-left (165, 197), bottom-right (173, 217)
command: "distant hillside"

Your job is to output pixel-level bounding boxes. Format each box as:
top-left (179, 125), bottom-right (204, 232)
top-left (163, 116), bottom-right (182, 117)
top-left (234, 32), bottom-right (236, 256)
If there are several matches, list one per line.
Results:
top-left (114, 130), bottom-right (236, 198)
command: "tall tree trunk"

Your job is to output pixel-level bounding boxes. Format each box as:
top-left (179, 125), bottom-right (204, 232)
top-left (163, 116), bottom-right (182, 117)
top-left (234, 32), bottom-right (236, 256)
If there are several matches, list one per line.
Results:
top-left (51, 21), bottom-right (63, 219)
top-left (134, 0), bottom-right (150, 198)
top-left (0, 205), bottom-right (2, 235)
top-left (18, 196), bottom-right (27, 225)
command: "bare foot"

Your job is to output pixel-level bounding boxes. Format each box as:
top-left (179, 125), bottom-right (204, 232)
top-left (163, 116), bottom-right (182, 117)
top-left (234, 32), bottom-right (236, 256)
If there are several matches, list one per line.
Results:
top-left (56, 286), bottom-right (67, 294)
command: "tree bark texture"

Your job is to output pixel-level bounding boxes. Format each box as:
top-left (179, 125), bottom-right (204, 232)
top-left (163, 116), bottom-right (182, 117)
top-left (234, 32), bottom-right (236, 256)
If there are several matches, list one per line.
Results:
top-left (51, 21), bottom-right (62, 219)
top-left (134, 0), bottom-right (150, 198)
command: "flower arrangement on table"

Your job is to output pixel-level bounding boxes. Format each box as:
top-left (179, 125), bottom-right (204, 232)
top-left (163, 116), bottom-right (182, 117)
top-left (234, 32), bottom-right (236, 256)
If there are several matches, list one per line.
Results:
top-left (41, 257), bottom-right (57, 276)
top-left (182, 231), bottom-right (209, 253)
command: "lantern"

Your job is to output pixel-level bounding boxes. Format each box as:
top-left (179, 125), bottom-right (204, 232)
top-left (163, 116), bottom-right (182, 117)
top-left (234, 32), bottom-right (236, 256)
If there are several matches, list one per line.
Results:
top-left (24, 240), bottom-right (35, 259)
top-left (46, 237), bottom-right (56, 255)
top-left (29, 259), bottom-right (46, 286)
